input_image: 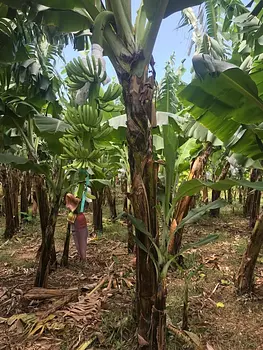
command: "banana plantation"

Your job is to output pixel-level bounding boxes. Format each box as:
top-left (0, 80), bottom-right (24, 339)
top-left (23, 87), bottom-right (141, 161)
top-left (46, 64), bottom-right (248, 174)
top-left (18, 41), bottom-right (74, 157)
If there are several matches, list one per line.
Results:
top-left (2, 0), bottom-right (263, 349)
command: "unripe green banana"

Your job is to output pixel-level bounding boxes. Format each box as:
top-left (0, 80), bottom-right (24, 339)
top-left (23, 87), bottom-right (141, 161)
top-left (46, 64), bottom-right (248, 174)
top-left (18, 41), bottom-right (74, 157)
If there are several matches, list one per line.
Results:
top-left (86, 56), bottom-right (94, 77)
top-left (77, 57), bottom-right (93, 78)
top-left (78, 105), bottom-right (85, 125)
top-left (63, 146), bottom-right (76, 159)
top-left (93, 126), bottom-right (112, 140)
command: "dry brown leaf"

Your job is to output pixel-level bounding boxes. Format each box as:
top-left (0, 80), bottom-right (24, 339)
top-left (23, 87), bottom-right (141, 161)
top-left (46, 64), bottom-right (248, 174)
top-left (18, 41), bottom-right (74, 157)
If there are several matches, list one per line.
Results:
top-left (206, 343), bottom-right (215, 350)
top-left (9, 319), bottom-right (24, 333)
top-left (60, 293), bottom-right (102, 324)
top-left (184, 330), bottom-right (202, 349)
top-left (138, 334), bottom-right (149, 346)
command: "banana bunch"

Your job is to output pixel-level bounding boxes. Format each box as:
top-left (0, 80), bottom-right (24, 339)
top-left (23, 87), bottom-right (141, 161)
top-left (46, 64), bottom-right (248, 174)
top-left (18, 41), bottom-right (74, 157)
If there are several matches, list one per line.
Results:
top-left (92, 122), bottom-right (113, 140)
top-left (100, 83), bottom-right (122, 103)
top-left (65, 105), bottom-right (102, 131)
top-left (99, 102), bottom-right (123, 113)
top-left (60, 135), bottom-right (102, 163)
top-left (66, 56), bottom-right (107, 90)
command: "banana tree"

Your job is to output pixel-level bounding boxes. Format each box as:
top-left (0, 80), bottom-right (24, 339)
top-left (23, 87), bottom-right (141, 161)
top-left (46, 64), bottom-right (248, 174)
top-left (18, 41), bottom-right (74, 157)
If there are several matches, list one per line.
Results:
top-left (179, 48), bottom-right (263, 294)
top-left (4, 0), bottom-right (206, 347)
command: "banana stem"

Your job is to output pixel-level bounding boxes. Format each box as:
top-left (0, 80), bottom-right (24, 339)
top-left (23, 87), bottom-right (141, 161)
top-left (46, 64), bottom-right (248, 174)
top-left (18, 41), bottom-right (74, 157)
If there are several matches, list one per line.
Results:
top-left (92, 11), bottom-right (131, 63)
top-left (110, 0), bottom-right (134, 51)
top-left (133, 0), bottom-right (169, 76)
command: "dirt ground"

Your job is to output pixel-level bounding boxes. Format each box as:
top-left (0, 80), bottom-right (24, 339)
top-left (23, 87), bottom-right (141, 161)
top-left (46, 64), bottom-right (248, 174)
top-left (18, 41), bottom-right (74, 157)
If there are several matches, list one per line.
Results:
top-left (0, 206), bottom-right (263, 350)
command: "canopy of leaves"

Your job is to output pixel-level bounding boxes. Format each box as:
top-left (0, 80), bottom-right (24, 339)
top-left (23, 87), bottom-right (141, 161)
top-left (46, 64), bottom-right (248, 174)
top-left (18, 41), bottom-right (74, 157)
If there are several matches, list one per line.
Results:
top-left (179, 64), bottom-right (263, 159)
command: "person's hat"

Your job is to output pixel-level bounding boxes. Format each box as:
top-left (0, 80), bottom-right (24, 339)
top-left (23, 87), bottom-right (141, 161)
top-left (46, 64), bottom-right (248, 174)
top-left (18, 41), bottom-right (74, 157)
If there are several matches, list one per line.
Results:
top-left (65, 193), bottom-right (81, 212)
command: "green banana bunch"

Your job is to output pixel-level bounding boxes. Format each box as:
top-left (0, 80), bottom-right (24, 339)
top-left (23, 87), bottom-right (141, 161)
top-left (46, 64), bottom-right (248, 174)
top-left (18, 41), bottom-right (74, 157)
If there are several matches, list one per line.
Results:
top-left (100, 83), bottom-right (122, 102)
top-left (66, 55), bottom-right (107, 88)
top-left (65, 105), bottom-right (102, 129)
top-left (87, 54), bottom-right (107, 84)
top-left (99, 102), bottom-right (122, 113)
top-left (93, 124), bottom-right (113, 140)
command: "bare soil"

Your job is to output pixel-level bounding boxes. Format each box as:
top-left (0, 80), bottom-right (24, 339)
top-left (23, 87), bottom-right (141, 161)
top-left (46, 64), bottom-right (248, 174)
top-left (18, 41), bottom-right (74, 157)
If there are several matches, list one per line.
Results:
top-left (0, 207), bottom-right (263, 350)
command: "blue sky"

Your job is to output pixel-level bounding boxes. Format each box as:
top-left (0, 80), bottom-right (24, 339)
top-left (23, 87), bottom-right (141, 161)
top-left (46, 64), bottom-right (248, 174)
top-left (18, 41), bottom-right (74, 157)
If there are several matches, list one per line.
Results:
top-left (62, 1), bottom-right (195, 83)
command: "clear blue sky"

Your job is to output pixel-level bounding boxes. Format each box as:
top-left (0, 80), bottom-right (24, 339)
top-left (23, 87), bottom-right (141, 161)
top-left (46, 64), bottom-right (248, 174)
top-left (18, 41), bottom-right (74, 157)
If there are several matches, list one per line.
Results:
top-left (62, 1), bottom-right (194, 83)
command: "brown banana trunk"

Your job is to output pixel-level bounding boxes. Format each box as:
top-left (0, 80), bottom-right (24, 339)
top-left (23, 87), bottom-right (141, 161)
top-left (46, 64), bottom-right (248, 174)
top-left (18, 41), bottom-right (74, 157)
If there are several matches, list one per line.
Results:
top-left (236, 212), bottom-right (263, 294)
top-left (243, 169), bottom-right (259, 218)
top-left (247, 170), bottom-right (261, 228)
top-left (210, 161), bottom-right (230, 217)
top-left (122, 176), bottom-right (128, 212)
top-left (92, 188), bottom-right (104, 235)
top-left (239, 186), bottom-right (243, 204)
top-left (169, 143), bottom-right (212, 255)
top-left (20, 172), bottom-right (28, 220)
top-left (202, 186), bottom-right (209, 204)
top-left (2, 166), bottom-right (16, 239)
top-left (35, 176), bottom-right (50, 252)
top-left (227, 188), bottom-right (233, 204)
top-left (61, 223), bottom-right (71, 267)
top-left (122, 70), bottom-right (162, 349)
top-left (250, 189), bottom-right (261, 228)
top-left (35, 175), bottom-right (57, 271)
top-left (122, 177), bottom-right (135, 253)
top-left (11, 169), bottom-right (19, 230)
top-left (35, 193), bottom-right (61, 287)
top-left (127, 203), bottom-right (134, 253)
top-left (105, 185), bottom-right (117, 219)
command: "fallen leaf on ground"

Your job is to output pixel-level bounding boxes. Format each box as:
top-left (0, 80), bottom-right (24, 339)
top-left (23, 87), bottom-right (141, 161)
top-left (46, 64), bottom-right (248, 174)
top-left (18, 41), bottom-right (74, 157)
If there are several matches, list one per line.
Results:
top-left (206, 343), bottom-right (215, 350)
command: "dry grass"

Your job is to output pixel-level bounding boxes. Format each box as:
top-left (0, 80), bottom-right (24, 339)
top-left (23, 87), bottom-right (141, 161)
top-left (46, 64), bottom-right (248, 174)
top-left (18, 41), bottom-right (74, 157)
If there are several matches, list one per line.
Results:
top-left (167, 208), bottom-right (263, 350)
top-left (1, 205), bottom-right (263, 349)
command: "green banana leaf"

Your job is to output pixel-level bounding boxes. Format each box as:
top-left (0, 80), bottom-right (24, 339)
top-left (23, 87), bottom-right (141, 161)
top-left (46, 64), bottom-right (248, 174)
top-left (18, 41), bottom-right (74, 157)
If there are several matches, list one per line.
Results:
top-left (33, 115), bottom-right (69, 134)
top-left (182, 115), bottom-right (223, 147)
top-left (0, 153), bottom-right (49, 174)
top-left (170, 178), bottom-right (263, 217)
top-left (172, 199), bottom-right (227, 235)
top-left (32, 0), bottom-right (89, 9)
top-left (143, 0), bottom-right (204, 21)
top-left (163, 124), bottom-right (178, 221)
top-left (179, 67), bottom-right (263, 159)
top-left (36, 9), bottom-right (92, 33)
top-left (164, 0), bottom-right (204, 19)
top-left (89, 179), bottom-right (111, 190)
top-left (33, 115), bottom-right (69, 154)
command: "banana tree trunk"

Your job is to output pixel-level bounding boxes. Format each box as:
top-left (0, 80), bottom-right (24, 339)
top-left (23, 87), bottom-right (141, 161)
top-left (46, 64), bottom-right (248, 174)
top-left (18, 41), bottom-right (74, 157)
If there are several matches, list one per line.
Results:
top-left (210, 161), bottom-right (230, 217)
top-left (250, 189), bottom-right (261, 229)
top-left (122, 175), bottom-right (128, 212)
top-left (35, 176), bottom-right (52, 258)
top-left (239, 186), bottom-right (243, 204)
top-left (127, 203), bottom-right (134, 253)
top-left (20, 172), bottom-right (28, 220)
top-left (122, 176), bottom-right (134, 253)
top-left (35, 193), bottom-right (61, 287)
top-left (248, 170), bottom-right (261, 228)
top-left (105, 185), bottom-right (117, 219)
top-left (61, 223), bottom-right (71, 267)
top-left (169, 143), bottom-right (212, 255)
top-left (236, 212), bottom-right (263, 294)
top-left (92, 188), bottom-right (104, 235)
top-left (11, 169), bottom-right (19, 230)
top-left (202, 186), bottom-right (209, 204)
top-left (121, 71), bottom-right (163, 349)
top-left (243, 169), bottom-right (259, 218)
top-left (227, 188), bottom-right (233, 204)
top-left (2, 166), bottom-right (16, 239)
